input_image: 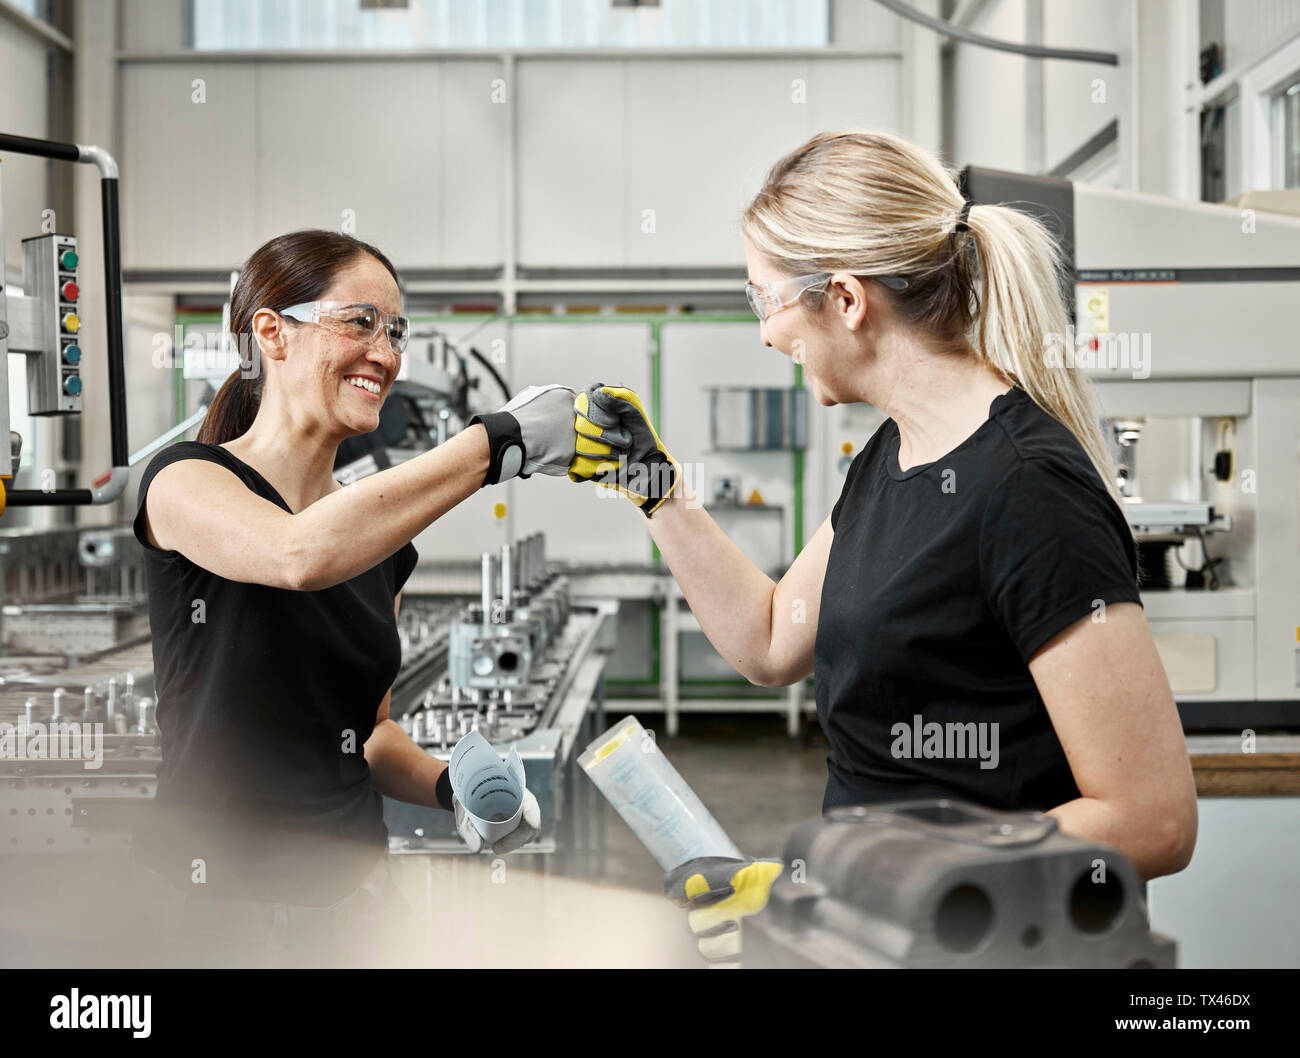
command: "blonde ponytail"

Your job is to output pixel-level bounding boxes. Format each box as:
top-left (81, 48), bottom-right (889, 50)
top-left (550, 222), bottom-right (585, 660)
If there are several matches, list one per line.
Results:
top-left (742, 130), bottom-right (1122, 507)
top-left (964, 203), bottom-right (1122, 505)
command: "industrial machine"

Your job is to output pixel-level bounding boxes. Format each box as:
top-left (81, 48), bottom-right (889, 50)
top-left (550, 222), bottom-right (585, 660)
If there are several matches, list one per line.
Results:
top-left (745, 799), bottom-right (1175, 969)
top-left (0, 132), bottom-right (160, 855)
top-left (963, 167), bottom-right (1300, 729)
top-left (0, 639), bottom-right (160, 853)
top-left (0, 528), bottom-right (611, 864)
top-left (0, 132), bottom-right (130, 511)
top-left (383, 533), bottom-right (613, 863)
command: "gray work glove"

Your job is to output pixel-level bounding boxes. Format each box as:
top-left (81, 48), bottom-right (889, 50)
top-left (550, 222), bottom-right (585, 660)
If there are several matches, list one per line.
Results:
top-left (470, 384), bottom-right (577, 484)
top-left (453, 788), bottom-right (542, 855)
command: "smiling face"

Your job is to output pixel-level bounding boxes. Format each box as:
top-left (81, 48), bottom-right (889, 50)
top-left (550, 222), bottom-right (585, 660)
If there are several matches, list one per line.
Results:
top-left (744, 238), bottom-right (877, 408)
top-left (258, 253), bottom-right (403, 440)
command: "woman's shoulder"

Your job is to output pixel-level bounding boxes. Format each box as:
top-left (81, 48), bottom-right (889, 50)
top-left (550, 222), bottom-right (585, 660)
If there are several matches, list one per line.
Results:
top-left (136, 442), bottom-right (260, 509)
top-left (989, 388), bottom-right (1091, 465)
top-left (141, 440), bottom-right (240, 478)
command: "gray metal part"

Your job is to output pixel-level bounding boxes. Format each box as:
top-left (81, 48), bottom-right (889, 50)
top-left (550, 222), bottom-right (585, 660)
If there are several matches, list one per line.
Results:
top-left (447, 621), bottom-right (533, 690)
top-left (744, 800), bottom-right (1176, 969)
top-left (384, 606), bottom-right (611, 857)
top-left (88, 465), bottom-right (129, 505)
top-left (0, 742), bottom-right (158, 853)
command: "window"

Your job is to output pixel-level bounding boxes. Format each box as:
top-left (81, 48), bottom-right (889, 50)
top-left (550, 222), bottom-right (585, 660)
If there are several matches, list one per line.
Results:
top-left (1279, 79), bottom-right (1300, 188)
top-left (190, 0), bottom-right (830, 50)
top-left (8, 0), bottom-right (49, 21)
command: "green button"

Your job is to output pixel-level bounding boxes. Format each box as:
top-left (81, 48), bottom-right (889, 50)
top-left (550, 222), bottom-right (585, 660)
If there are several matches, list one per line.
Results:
top-left (60, 250), bottom-right (79, 270)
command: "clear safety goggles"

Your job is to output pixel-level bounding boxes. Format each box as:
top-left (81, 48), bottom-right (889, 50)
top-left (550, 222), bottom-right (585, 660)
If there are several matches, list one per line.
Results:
top-left (278, 301), bottom-right (410, 354)
top-left (745, 271), bottom-right (910, 322)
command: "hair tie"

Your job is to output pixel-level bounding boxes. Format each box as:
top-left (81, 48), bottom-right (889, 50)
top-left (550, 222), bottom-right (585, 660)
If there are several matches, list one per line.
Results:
top-left (954, 199), bottom-right (973, 234)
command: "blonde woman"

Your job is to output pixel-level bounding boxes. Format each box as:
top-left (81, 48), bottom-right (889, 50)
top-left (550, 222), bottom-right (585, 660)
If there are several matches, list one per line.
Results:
top-left (571, 131), bottom-right (1197, 964)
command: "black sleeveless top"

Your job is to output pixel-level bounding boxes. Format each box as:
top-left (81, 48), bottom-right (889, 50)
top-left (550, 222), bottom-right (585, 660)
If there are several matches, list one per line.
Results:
top-left (131, 441), bottom-right (418, 906)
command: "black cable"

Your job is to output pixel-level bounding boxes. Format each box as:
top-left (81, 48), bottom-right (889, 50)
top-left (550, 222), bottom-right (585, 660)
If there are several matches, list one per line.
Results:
top-left (868, 0), bottom-right (1119, 66)
top-left (468, 346), bottom-right (511, 404)
top-left (455, 311), bottom-right (505, 346)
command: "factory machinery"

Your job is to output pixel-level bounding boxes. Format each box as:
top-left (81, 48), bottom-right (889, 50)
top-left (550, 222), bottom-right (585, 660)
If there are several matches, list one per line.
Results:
top-left (962, 167), bottom-right (1300, 729)
top-left (746, 800), bottom-right (1174, 969)
top-left (0, 525), bottom-right (612, 869)
top-left (383, 533), bottom-right (613, 867)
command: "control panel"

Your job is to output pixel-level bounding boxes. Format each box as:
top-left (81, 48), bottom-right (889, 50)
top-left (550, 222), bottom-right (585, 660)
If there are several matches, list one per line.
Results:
top-left (20, 234), bottom-right (82, 415)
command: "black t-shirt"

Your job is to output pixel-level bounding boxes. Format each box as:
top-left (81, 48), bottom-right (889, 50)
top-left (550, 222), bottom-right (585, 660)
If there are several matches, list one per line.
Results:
top-left (813, 386), bottom-right (1140, 814)
top-left (131, 441), bottom-right (418, 906)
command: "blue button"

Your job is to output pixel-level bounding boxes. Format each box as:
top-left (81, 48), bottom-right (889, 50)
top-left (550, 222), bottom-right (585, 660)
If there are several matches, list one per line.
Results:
top-left (63, 345), bottom-right (81, 364)
top-left (63, 376), bottom-right (82, 396)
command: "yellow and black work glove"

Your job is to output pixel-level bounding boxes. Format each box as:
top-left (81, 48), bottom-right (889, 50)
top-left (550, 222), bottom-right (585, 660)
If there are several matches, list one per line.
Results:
top-left (664, 855), bottom-right (785, 968)
top-left (568, 384), bottom-right (681, 517)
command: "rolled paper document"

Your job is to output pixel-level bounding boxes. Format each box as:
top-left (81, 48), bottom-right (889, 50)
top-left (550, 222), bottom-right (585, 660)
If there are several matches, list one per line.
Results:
top-left (449, 729), bottom-right (527, 845)
top-left (579, 714), bottom-right (742, 871)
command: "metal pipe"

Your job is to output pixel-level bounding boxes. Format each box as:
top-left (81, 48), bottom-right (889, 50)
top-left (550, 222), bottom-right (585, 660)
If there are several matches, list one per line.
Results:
top-left (121, 672), bottom-right (134, 726)
top-left (137, 697), bottom-right (155, 735)
top-left (0, 133), bottom-right (130, 506)
top-left (500, 543), bottom-right (512, 608)
top-left (128, 402), bottom-right (211, 468)
top-left (867, 0), bottom-right (1119, 65)
top-left (480, 552), bottom-right (492, 627)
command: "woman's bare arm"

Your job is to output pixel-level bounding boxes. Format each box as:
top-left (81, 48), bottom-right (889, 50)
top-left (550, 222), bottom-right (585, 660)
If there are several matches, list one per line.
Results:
top-left (142, 424), bottom-right (488, 591)
top-left (1032, 602), bottom-right (1198, 880)
top-left (644, 483), bottom-right (834, 687)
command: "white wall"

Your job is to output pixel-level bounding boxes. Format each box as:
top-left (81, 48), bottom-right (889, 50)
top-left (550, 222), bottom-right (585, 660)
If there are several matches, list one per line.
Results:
top-left (1223, 0), bottom-right (1300, 69)
top-left (118, 53), bottom-right (902, 275)
top-left (0, 13), bottom-right (54, 285)
top-left (949, 0), bottom-right (1300, 196)
top-left (951, 0), bottom-right (1030, 172)
top-left (519, 57), bottom-right (900, 268)
top-left (950, 0), bottom-right (1136, 179)
top-left (120, 60), bottom-right (506, 272)
top-left (1042, 0), bottom-right (1129, 173)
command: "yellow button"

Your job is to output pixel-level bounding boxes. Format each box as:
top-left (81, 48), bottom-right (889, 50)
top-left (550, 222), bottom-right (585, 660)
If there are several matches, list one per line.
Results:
top-left (841, 441), bottom-right (853, 455)
top-left (62, 313), bottom-right (81, 333)
top-left (492, 502), bottom-right (507, 520)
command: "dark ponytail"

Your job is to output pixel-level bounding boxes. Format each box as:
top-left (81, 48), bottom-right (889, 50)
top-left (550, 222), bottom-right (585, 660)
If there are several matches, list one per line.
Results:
top-left (197, 229), bottom-right (400, 445)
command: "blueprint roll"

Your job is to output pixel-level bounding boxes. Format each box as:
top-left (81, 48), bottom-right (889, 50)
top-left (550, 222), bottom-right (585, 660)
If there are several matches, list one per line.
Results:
top-left (578, 715), bottom-right (742, 871)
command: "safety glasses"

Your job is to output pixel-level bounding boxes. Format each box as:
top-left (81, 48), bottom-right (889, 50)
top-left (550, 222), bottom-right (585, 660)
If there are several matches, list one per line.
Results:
top-left (745, 271), bottom-right (910, 322)
top-left (278, 301), bottom-right (409, 354)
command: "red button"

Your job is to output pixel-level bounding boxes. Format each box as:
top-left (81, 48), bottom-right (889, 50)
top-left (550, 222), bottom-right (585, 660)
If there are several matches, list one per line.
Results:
top-left (61, 281), bottom-right (79, 301)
